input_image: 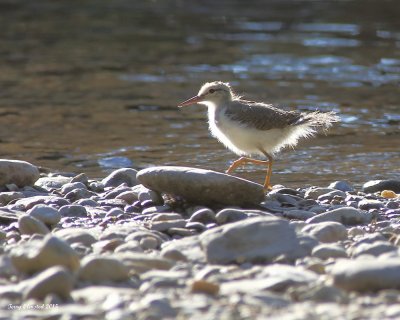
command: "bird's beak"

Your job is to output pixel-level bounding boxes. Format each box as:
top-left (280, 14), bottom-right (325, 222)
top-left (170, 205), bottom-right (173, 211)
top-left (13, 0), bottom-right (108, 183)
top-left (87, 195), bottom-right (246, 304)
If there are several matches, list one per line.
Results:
top-left (178, 95), bottom-right (204, 108)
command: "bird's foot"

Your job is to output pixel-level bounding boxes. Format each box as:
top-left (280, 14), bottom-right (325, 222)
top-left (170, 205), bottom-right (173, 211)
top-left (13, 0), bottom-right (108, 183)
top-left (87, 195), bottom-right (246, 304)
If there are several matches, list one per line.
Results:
top-left (263, 184), bottom-right (273, 192)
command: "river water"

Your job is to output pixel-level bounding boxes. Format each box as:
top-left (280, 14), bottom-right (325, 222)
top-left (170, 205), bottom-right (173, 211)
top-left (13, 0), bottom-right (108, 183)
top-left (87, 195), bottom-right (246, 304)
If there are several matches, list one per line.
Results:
top-left (0, 0), bottom-right (399, 187)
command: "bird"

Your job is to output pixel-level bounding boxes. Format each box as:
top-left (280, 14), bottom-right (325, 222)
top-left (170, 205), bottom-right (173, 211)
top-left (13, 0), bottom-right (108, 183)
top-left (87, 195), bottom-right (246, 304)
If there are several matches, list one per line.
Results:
top-left (178, 81), bottom-right (339, 190)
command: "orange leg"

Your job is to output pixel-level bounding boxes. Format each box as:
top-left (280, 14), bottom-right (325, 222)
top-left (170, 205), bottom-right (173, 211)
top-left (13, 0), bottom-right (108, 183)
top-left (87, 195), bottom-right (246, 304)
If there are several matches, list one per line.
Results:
top-left (226, 153), bottom-right (274, 191)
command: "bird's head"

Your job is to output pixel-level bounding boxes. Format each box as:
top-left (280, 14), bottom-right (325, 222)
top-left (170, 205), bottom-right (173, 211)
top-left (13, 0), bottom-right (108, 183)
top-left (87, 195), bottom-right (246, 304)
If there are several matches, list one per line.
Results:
top-left (178, 81), bottom-right (235, 107)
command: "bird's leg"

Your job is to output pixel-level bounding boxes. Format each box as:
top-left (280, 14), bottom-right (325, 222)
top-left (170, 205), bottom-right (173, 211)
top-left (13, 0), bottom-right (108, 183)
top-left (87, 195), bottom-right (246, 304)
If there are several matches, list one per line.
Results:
top-left (226, 157), bottom-right (269, 174)
top-left (259, 151), bottom-right (274, 191)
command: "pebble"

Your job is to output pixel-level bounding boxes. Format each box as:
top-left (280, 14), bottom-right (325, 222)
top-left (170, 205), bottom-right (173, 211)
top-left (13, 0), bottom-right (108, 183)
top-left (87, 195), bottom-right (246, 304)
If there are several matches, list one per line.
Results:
top-left (23, 266), bottom-right (74, 300)
top-left (79, 256), bottom-right (130, 283)
top-left (331, 258), bottom-right (400, 292)
top-left (215, 208), bottom-right (248, 224)
top-left (54, 228), bottom-right (97, 247)
top-left (136, 166), bottom-right (265, 206)
top-left (307, 207), bottom-right (372, 225)
top-left (191, 280), bottom-right (220, 295)
top-left (0, 159), bottom-right (40, 187)
top-left (311, 243), bottom-right (348, 259)
top-left (189, 208), bottom-right (216, 224)
top-left (301, 221), bottom-right (347, 243)
top-left (27, 204), bottom-right (61, 225)
top-left (102, 168), bottom-right (139, 188)
top-left (200, 217), bottom-right (305, 264)
top-left (3, 161), bottom-right (400, 319)
top-left (59, 205), bottom-right (88, 217)
top-left (11, 235), bottom-right (80, 274)
top-left (18, 215), bottom-right (50, 235)
top-left (328, 181), bottom-right (354, 192)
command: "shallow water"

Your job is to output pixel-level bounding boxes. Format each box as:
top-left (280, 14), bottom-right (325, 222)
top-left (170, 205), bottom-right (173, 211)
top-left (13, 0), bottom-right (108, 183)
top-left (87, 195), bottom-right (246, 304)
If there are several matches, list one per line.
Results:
top-left (0, 0), bottom-right (399, 187)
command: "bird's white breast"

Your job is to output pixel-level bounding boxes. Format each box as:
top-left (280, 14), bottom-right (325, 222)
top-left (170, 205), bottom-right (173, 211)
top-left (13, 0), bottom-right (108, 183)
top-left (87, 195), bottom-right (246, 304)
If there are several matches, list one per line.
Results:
top-left (207, 104), bottom-right (314, 156)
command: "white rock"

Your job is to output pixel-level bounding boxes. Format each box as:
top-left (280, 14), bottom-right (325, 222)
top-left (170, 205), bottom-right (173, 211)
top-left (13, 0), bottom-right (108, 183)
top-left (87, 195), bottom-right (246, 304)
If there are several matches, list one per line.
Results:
top-left (0, 159), bottom-right (40, 187)
top-left (312, 243), bottom-right (347, 259)
top-left (102, 168), bottom-right (139, 188)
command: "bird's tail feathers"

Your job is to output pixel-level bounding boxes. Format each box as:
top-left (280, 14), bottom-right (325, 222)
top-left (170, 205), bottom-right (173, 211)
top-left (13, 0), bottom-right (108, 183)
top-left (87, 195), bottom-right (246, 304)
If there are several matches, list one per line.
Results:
top-left (298, 111), bottom-right (340, 131)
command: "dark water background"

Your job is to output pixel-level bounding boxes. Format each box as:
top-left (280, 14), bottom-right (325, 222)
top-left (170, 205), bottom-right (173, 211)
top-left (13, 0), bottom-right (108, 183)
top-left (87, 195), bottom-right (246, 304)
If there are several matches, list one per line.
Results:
top-left (0, 0), bottom-right (399, 187)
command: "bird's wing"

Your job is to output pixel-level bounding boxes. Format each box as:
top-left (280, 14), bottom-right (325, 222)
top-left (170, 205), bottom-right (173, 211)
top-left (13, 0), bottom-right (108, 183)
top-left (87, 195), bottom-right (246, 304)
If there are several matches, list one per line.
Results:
top-left (225, 101), bottom-right (302, 131)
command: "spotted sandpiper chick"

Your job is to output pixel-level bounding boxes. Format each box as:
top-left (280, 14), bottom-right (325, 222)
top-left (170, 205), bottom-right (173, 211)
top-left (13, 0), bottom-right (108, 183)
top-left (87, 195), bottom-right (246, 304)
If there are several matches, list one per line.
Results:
top-left (178, 81), bottom-right (339, 190)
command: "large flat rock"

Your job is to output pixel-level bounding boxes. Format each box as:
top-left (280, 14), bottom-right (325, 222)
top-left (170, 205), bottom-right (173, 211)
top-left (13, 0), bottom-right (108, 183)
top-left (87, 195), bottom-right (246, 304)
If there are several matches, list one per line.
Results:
top-left (200, 216), bottom-right (305, 264)
top-left (136, 166), bottom-right (265, 207)
top-left (0, 159), bottom-right (40, 187)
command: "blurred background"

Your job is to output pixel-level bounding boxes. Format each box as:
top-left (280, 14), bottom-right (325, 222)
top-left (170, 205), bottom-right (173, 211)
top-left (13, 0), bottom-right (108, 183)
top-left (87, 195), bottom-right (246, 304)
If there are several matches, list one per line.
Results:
top-left (0, 0), bottom-right (399, 187)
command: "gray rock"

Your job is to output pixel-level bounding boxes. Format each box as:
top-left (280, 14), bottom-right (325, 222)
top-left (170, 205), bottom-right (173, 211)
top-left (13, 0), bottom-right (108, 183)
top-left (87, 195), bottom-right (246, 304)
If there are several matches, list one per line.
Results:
top-left (14, 195), bottom-right (69, 210)
top-left (35, 176), bottom-right (71, 191)
top-left (328, 181), bottom-right (354, 192)
top-left (79, 256), bottom-right (130, 283)
top-left (331, 258), bottom-right (400, 292)
top-left (312, 243), bottom-right (347, 259)
top-left (138, 189), bottom-right (163, 205)
top-left (112, 252), bottom-right (174, 273)
top-left (317, 190), bottom-right (347, 201)
top-left (302, 221), bottom-right (347, 243)
top-left (54, 228), bottom-right (97, 247)
top-left (215, 208), bottom-right (248, 224)
top-left (150, 219), bottom-right (186, 232)
top-left (116, 191), bottom-right (138, 204)
top-left (189, 208), bottom-right (216, 224)
top-left (221, 265), bottom-right (317, 293)
top-left (59, 204), bottom-right (88, 217)
top-left (304, 187), bottom-right (336, 200)
top-left (102, 168), bottom-right (139, 188)
top-left (18, 215), bottom-right (50, 235)
top-left (23, 266), bottom-right (74, 300)
top-left (200, 216), bottom-right (305, 264)
top-left (136, 166), bottom-right (265, 207)
top-left (11, 234), bottom-right (80, 274)
top-left (27, 204), bottom-right (61, 226)
top-left (307, 207), bottom-right (372, 225)
top-left (351, 241), bottom-right (397, 257)
top-left (358, 199), bottom-right (384, 210)
top-left (363, 180), bottom-right (400, 193)
top-left (0, 159), bottom-right (40, 187)
top-left (65, 188), bottom-right (96, 202)
top-left (0, 191), bottom-right (24, 205)
top-left (283, 209), bottom-right (316, 220)
top-left (60, 182), bottom-right (87, 195)
top-left (70, 173), bottom-right (89, 186)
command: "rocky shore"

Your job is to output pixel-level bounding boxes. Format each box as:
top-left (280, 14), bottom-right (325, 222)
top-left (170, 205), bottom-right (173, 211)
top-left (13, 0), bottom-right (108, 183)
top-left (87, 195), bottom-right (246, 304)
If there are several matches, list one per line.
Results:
top-left (1, 159), bottom-right (400, 319)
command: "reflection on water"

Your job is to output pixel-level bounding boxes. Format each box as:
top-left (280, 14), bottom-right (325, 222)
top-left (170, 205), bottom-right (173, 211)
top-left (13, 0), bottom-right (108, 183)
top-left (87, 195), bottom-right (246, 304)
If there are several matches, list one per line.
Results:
top-left (0, 0), bottom-right (399, 187)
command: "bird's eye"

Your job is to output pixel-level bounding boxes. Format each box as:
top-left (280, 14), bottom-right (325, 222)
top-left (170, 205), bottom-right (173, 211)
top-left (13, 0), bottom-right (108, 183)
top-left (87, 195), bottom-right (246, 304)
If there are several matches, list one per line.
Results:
top-left (209, 89), bottom-right (215, 94)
